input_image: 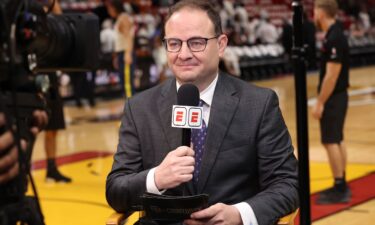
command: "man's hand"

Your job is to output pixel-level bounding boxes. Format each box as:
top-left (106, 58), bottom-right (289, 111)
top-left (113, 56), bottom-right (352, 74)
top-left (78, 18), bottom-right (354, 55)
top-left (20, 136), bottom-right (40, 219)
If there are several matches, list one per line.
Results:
top-left (0, 113), bottom-right (23, 184)
top-left (0, 110), bottom-right (48, 184)
top-left (184, 203), bottom-right (242, 225)
top-left (154, 146), bottom-right (195, 190)
top-left (30, 110), bottom-right (48, 135)
top-left (312, 100), bottom-right (324, 120)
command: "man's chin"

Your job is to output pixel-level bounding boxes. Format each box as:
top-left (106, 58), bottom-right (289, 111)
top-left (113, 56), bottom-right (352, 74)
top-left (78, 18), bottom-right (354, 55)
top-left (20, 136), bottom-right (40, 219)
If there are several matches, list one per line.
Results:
top-left (174, 72), bottom-right (199, 83)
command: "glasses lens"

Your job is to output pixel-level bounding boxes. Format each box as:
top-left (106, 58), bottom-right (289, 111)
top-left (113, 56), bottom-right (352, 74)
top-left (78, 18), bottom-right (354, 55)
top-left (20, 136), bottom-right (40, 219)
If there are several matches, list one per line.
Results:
top-left (188, 38), bottom-right (207, 51)
top-left (166, 39), bottom-right (182, 52)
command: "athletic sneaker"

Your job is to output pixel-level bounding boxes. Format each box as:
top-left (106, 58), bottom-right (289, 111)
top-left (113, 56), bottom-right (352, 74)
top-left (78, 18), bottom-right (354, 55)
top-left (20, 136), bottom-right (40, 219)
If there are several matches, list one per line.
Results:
top-left (316, 186), bottom-right (351, 204)
top-left (46, 168), bottom-right (72, 183)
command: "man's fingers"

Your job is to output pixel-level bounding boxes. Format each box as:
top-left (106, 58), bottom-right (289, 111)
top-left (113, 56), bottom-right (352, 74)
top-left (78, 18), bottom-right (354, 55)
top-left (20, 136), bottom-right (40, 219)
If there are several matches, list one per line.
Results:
top-left (0, 131), bottom-right (13, 152)
top-left (0, 113), bottom-right (5, 126)
top-left (32, 110), bottom-right (48, 129)
top-left (30, 110), bottom-right (48, 135)
top-left (191, 204), bottom-right (218, 219)
top-left (179, 174), bottom-right (193, 183)
top-left (0, 146), bottom-right (18, 169)
top-left (179, 166), bottom-right (194, 175)
top-left (169, 164), bottom-right (194, 176)
top-left (185, 148), bottom-right (195, 157)
top-left (180, 156), bottom-right (195, 166)
top-left (174, 146), bottom-right (194, 157)
top-left (0, 161), bottom-right (19, 184)
top-left (156, 146), bottom-right (196, 189)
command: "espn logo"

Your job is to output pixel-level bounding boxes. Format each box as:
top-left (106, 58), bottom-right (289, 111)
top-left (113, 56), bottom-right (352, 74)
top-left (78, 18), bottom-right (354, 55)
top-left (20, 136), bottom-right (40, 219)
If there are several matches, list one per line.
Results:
top-left (171, 105), bottom-right (203, 129)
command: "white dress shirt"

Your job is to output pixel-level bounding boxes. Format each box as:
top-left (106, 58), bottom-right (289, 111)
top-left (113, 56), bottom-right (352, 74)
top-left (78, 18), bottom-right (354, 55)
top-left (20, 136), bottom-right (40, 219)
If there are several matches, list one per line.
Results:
top-left (146, 75), bottom-right (258, 225)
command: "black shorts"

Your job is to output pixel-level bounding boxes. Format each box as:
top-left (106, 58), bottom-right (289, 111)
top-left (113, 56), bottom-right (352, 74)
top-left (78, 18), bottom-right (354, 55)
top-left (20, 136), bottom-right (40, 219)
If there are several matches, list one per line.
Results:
top-left (45, 73), bottom-right (65, 131)
top-left (45, 99), bottom-right (65, 130)
top-left (320, 91), bottom-right (348, 144)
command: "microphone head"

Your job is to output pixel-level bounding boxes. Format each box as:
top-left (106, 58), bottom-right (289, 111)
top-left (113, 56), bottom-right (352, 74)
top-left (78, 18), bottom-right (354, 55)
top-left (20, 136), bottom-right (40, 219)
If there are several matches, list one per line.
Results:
top-left (177, 84), bottom-right (199, 106)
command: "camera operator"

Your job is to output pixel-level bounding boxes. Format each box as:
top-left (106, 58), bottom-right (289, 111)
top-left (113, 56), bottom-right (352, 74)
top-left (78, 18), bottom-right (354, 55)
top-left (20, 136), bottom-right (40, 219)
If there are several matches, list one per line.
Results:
top-left (0, 110), bottom-right (48, 185)
top-left (1, 0), bottom-right (99, 222)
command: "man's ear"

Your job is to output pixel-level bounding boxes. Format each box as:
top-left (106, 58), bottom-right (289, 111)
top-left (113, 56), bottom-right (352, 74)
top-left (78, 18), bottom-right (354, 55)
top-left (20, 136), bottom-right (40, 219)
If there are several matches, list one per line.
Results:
top-left (218, 34), bottom-right (228, 57)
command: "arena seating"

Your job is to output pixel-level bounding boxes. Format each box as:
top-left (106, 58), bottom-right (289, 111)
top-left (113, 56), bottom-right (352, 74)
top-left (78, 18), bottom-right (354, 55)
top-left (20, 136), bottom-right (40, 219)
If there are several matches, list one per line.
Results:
top-left (226, 32), bottom-right (375, 81)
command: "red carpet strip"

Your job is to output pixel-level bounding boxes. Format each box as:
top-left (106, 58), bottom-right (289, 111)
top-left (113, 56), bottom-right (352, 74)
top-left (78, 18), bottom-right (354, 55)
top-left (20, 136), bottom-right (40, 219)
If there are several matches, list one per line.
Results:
top-left (295, 172), bottom-right (375, 224)
top-left (31, 151), bottom-right (113, 170)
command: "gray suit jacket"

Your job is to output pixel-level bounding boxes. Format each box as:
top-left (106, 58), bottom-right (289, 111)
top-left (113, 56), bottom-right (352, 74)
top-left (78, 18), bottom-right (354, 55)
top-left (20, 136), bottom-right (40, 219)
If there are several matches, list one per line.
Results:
top-left (106, 73), bottom-right (299, 225)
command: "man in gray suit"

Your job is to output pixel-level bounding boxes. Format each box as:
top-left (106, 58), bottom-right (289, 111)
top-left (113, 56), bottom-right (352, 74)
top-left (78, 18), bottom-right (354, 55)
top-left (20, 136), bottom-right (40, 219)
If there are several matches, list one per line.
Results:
top-left (106, 1), bottom-right (298, 225)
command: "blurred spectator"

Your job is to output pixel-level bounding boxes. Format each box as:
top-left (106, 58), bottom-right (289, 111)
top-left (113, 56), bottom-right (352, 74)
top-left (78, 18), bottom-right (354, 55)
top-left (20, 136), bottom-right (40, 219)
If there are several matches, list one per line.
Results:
top-left (70, 72), bottom-right (96, 108)
top-left (135, 6), bottom-right (157, 39)
top-left (136, 23), bottom-right (150, 38)
top-left (280, 17), bottom-right (293, 57)
top-left (256, 10), bottom-right (279, 44)
top-left (106, 0), bottom-right (135, 98)
top-left (231, 14), bottom-right (247, 46)
top-left (232, 13), bottom-right (242, 34)
top-left (341, 0), bottom-right (360, 19)
top-left (152, 36), bottom-right (168, 82)
top-left (221, 47), bottom-right (241, 77)
top-left (234, 2), bottom-right (248, 28)
top-left (218, 0), bottom-right (230, 30)
top-left (100, 19), bottom-right (115, 54)
top-left (222, 0), bottom-right (235, 18)
top-left (359, 5), bottom-right (371, 33)
top-left (303, 12), bottom-right (317, 70)
top-left (92, 0), bottom-right (110, 26)
top-left (349, 20), bottom-right (365, 38)
top-left (133, 19), bottom-right (156, 91)
top-left (99, 19), bottom-right (116, 74)
top-left (246, 13), bottom-right (260, 44)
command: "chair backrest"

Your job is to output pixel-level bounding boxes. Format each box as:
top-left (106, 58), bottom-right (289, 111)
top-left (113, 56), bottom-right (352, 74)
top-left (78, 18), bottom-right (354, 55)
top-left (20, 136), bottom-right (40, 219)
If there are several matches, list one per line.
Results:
top-left (277, 208), bottom-right (299, 225)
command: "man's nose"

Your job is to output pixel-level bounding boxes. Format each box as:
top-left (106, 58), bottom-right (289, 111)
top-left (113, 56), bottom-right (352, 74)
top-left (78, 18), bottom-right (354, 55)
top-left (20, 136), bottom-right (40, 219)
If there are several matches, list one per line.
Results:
top-left (178, 42), bottom-right (193, 59)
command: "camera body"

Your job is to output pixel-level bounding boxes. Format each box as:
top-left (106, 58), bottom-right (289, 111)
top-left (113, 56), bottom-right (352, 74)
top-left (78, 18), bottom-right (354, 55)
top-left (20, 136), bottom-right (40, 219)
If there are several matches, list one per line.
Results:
top-left (0, 0), bottom-right (100, 80)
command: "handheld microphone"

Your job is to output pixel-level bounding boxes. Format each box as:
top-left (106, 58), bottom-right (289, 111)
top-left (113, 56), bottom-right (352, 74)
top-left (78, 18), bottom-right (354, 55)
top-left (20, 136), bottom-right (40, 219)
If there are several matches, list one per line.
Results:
top-left (172, 84), bottom-right (203, 195)
top-left (174, 84), bottom-right (200, 147)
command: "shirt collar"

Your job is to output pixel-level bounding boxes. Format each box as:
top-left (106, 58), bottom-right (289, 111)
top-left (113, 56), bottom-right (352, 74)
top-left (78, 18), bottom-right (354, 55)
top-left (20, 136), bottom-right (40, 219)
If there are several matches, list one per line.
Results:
top-left (176, 74), bottom-right (218, 107)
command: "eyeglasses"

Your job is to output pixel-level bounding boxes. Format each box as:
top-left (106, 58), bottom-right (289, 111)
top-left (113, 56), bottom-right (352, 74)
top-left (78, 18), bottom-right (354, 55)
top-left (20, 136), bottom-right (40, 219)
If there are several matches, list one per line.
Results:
top-left (163, 36), bottom-right (219, 53)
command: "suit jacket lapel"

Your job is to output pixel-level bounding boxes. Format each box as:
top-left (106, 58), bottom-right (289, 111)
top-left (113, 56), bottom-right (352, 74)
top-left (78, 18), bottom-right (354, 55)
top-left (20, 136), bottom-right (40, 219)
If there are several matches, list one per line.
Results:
top-left (157, 79), bottom-right (181, 160)
top-left (197, 73), bottom-right (239, 193)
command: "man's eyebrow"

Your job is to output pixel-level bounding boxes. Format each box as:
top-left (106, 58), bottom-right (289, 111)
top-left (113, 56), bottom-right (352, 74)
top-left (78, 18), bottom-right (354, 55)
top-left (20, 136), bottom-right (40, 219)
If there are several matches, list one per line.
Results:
top-left (187, 36), bottom-right (207, 39)
top-left (164, 36), bottom-right (209, 40)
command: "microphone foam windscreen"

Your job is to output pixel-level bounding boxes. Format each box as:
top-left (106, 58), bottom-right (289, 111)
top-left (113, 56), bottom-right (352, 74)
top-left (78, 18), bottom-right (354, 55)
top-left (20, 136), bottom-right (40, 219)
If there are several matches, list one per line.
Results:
top-left (177, 84), bottom-right (200, 106)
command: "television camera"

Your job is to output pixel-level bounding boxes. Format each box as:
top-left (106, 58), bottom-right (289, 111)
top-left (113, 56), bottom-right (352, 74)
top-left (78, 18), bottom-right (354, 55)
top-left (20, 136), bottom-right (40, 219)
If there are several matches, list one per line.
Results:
top-left (0, 0), bottom-right (99, 224)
